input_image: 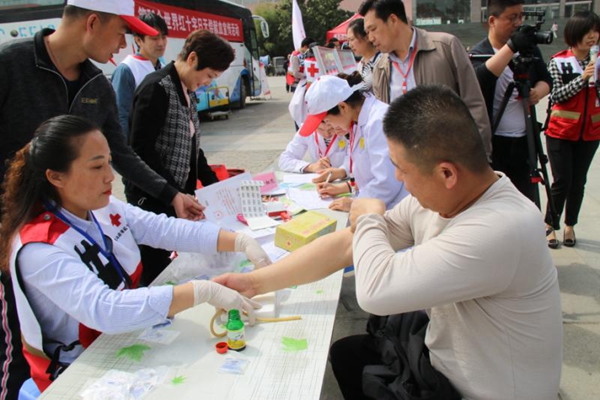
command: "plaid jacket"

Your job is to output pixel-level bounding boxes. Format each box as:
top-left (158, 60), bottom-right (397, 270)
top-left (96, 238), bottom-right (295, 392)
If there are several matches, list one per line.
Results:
top-left (128, 62), bottom-right (217, 201)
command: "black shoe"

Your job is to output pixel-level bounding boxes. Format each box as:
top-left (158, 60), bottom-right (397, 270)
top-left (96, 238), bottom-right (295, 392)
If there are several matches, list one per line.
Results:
top-left (564, 229), bottom-right (576, 247)
top-left (546, 227), bottom-right (559, 249)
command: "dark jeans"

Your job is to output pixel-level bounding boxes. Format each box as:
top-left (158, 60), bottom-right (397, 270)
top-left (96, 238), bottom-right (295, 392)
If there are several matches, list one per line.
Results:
top-left (126, 194), bottom-right (174, 286)
top-left (330, 335), bottom-right (382, 400)
top-left (491, 135), bottom-right (538, 204)
top-left (545, 136), bottom-right (599, 228)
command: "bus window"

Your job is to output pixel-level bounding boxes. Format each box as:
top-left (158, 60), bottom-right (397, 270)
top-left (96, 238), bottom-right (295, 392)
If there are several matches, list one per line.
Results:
top-left (0, 0), bottom-right (262, 111)
top-left (0, 1), bottom-right (64, 10)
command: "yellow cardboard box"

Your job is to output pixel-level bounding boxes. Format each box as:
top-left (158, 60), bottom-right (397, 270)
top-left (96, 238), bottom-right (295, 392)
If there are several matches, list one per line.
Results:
top-left (274, 211), bottom-right (337, 252)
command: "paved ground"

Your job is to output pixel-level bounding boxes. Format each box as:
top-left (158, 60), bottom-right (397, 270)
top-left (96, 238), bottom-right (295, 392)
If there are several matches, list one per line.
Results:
top-left (111, 70), bottom-right (600, 399)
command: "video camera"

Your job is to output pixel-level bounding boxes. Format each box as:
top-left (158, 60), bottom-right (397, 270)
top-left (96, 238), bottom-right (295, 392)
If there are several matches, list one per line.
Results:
top-left (518, 10), bottom-right (553, 45)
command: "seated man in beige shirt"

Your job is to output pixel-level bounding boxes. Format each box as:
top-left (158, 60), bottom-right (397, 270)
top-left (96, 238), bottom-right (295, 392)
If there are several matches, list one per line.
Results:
top-left (214, 85), bottom-right (562, 400)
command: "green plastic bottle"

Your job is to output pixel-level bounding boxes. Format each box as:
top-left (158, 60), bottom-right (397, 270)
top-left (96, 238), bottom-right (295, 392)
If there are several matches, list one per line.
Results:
top-left (226, 309), bottom-right (246, 351)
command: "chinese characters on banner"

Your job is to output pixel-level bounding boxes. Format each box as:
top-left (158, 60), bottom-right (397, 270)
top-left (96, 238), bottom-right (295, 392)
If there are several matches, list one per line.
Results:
top-left (337, 50), bottom-right (358, 74)
top-left (313, 46), bottom-right (341, 77)
top-left (135, 0), bottom-right (244, 42)
top-left (313, 47), bottom-right (357, 79)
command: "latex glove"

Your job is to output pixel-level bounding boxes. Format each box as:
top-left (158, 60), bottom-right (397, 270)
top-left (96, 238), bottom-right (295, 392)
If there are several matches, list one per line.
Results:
top-left (507, 25), bottom-right (536, 54)
top-left (191, 280), bottom-right (261, 325)
top-left (234, 233), bottom-right (272, 268)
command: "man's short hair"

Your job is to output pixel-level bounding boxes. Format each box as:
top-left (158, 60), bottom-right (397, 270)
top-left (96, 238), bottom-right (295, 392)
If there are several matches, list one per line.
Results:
top-left (487, 0), bottom-right (524, 18)
top-left (563, 11), bottom-right (600, 47)
top-left (135, 12), bottom-right (168, 38)
top-left (301, 37), bottom-right (316, 48)
top-left (383, 85), bottom-right (489, 173)
top-left (178, 30), bottom-right (234, 72)
top-left (358, 0), bottom-right (407, 24)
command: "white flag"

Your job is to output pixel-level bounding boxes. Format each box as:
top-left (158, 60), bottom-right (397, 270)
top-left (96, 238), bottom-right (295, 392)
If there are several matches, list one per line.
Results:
top-left (292, 0), bottom-right (306, 50)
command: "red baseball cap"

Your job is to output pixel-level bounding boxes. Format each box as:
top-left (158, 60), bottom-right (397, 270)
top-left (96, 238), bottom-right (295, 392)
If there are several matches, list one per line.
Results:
top-left (67, 0), bottom-right (159, 36)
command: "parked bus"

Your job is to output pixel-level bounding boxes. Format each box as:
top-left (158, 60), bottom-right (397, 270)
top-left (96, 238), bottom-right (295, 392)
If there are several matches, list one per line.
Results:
top-left (0, 0), bottom-right (262, 110)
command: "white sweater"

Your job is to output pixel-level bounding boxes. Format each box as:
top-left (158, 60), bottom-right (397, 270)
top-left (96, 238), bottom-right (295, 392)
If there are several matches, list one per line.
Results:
top-left (352, 174), bottom-right (562, 399)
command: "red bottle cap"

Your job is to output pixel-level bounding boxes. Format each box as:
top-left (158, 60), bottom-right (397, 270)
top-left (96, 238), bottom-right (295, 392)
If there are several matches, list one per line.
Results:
top-left (216, 342), bottom-right (228, 354)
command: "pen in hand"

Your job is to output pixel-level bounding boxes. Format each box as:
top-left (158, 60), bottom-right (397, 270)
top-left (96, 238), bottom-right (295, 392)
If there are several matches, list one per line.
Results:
top-left (320, 172), bottom-right (333, 199)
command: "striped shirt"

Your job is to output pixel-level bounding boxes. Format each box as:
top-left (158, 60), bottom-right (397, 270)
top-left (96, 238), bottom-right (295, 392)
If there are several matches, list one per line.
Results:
top-left (359, 51), bottom-right (381, 92)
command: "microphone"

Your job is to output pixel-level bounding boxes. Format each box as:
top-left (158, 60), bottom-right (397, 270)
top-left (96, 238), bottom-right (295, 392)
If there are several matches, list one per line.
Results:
top-left (590, 45), bottom-right (599, 63)
top-left (591, 45), bottom-right (599, 83)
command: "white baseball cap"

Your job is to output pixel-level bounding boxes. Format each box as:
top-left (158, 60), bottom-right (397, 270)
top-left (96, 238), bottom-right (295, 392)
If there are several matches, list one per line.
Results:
top-left (67, 0), bottom-right (159, 36)
top-left (298, 75), bottom-right (360, 137)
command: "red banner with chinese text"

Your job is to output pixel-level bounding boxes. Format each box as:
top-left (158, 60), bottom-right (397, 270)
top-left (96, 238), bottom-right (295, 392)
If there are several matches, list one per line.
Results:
top-left (135, 0), bottom-right (244, 42)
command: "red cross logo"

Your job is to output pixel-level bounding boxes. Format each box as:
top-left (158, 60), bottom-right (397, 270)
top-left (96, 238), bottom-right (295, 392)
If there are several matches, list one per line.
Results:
top-left (307, 62), bottom-right (320, 78)
top-left (110, 213), bottom-right (121, 227)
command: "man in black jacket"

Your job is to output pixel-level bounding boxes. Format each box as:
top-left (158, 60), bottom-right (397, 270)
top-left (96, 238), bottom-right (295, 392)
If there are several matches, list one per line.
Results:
top-left (469, 0), bottom-right (552, 203)
top-left (0, 1), bottom-right (203, 397)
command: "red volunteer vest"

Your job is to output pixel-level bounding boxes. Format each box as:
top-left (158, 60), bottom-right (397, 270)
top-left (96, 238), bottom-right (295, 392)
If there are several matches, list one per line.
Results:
top-left (286, 50), bottom-right (304, 86)
top-left (10, 200), bottom-right (142, 392)
top-left (546, 49), bottom-right (600, 141)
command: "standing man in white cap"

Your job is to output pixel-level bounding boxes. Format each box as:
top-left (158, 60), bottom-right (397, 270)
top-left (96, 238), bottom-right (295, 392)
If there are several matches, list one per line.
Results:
top-left (0, 1), bottom-right (203, 397)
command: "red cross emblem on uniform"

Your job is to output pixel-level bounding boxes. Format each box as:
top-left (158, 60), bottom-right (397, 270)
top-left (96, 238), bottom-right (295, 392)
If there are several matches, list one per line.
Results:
top-left (110, 213), bottom-right (121, 227)
top-left (307, 62), bottom-right (320, 78)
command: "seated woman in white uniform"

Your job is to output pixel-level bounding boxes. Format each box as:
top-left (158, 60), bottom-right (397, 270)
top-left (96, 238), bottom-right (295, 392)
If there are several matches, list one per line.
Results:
top-left (278, 121), bottom-right (348, 173)
top-left (0, 115), bottom-right (268, 393)
top-left (300, 73), bottom-right (408, 212)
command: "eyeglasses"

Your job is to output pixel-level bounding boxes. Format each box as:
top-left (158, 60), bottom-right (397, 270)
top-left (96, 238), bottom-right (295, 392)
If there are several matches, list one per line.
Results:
top-left (499, 13), bottom-right (523, 25)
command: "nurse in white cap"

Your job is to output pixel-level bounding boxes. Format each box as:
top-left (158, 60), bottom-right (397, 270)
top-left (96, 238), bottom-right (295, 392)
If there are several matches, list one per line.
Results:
top-left (299, 73), bottom-right (408, 211)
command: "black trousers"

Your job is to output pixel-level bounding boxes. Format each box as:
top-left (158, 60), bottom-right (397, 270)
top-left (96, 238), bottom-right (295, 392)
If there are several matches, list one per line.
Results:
top-left (126, 194), bottom-right (174, 286)
top-left (545, 136), bottom-right (599, 227)
top-left (491, 135), bottom-right (538, 204)
top-left (0, 274), bottom-right (31, 400)
top-left (330, 335), bottom-right (382, 400)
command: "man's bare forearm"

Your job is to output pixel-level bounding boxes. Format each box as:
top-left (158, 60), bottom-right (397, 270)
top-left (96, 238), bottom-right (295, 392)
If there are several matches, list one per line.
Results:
top-left (251, 228), bottom-right (354, 294)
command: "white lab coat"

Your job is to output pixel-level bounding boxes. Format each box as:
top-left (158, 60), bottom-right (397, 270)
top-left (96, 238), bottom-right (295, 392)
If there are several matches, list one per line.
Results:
top-left (278, 131), bottom-right (348, 173)
top-left (289, 79), bottom-right (308, 127)
top-left (349, 95), bottom-right (408, 209)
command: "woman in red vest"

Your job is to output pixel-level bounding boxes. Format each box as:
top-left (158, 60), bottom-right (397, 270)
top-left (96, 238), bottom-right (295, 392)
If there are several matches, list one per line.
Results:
top-left (0, 115), bottom-right (268, 393)
top-left (545, 11), bottom-right (600, 248)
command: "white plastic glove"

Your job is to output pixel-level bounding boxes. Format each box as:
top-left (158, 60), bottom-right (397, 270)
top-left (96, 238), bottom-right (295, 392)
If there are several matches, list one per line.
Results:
top-left (191, 280), bottom-right (262, 325)
top-left (234, 233), bottom-right (272, 269)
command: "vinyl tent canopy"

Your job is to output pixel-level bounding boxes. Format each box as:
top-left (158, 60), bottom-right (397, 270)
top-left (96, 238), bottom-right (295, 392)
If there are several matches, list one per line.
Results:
top-left (326, 14), bottom-right (362, 43)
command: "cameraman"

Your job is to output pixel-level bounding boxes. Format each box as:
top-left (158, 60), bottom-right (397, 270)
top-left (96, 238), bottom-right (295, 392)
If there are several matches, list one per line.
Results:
top-left (470, 0), bottom-right (551, 203)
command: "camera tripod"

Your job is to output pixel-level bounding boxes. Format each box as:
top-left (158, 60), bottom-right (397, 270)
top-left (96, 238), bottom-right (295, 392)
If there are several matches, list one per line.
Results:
top-left (493, 54), bottom-right (560, 229)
